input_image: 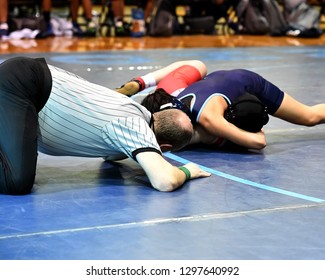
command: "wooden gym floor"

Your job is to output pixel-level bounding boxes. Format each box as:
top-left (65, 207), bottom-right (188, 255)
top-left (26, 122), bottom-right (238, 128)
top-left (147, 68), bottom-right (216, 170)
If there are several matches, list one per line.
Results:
top-left (1, 33), bottom-right (325, 53)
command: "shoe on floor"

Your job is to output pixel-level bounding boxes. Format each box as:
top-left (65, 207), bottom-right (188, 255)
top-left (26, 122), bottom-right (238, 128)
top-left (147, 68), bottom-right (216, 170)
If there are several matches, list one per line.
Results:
top-left (0, 22), bottom-right (8, 39)
top-left (72, 22), bottom-right (85, 37)
top-left (36, 24), bottom-right (55, 39)
top-left (114, 20), bottom-right (131, 37)
top-left (85, 21), bottom-right (97, 37)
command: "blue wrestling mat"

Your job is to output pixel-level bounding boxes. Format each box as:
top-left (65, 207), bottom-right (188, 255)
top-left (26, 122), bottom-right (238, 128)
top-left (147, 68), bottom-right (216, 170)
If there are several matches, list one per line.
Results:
top-left (1, 46), bottom-right (325, 260)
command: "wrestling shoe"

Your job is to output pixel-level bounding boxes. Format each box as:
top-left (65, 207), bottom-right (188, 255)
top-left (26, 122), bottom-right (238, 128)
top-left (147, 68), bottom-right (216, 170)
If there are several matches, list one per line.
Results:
top-left (115, 79), bottom-right (143, 96)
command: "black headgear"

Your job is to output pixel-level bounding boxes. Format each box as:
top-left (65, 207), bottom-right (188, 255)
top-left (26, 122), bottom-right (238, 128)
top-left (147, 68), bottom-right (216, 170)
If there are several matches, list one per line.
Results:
top-left (159, 97), bottom-right (191, 117)
top-left (224, 92), bottom-right (269, 132)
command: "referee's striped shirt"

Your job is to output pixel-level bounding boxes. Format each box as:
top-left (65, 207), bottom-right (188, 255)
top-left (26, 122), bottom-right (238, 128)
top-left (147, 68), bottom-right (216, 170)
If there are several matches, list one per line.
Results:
top-left (38, 65), bottom-right (161, 161)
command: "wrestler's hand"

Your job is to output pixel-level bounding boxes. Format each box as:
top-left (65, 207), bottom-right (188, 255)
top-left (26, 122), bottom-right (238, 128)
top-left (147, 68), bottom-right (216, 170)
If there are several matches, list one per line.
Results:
top-left (115, 80), bottom-right (141, 96)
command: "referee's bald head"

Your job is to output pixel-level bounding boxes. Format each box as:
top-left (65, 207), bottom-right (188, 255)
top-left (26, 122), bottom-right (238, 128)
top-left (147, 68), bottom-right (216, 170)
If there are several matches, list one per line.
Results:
top-left (153, 109), bottom-right (193, 152)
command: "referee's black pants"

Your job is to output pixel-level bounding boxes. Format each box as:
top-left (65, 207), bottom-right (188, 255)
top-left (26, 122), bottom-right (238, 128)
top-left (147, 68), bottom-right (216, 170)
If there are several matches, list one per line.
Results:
top-left (0, 57), bottom-right (52, 195)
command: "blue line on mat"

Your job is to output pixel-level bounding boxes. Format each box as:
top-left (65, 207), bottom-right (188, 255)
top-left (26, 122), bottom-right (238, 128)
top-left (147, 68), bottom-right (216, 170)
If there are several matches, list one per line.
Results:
top-left (165, 152), bottom-right (324, 203)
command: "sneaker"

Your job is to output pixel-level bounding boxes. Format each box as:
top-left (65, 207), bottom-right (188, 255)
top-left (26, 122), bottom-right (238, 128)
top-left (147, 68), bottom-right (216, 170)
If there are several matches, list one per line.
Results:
top-left (114, 20), bottom-right (131, 37)
top-left (36, 24), bottom-right (55, 39)
top-left (0, 22), bottom-right (8, 39)
top-left (0, 28), bottom-right (8, 39)
top-left (85, 20), bottom-right (97, 37)
top-left (72, 22), bottom-right (85, 37)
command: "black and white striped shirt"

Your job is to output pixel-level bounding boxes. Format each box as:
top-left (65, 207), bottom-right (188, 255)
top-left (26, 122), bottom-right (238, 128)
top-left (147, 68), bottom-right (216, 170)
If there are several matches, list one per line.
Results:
top-left (38, 65), bottom-right (161, 161)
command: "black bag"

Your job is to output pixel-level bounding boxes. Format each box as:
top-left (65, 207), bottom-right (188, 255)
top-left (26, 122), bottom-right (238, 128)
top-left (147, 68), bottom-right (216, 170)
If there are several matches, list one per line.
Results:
top-left (148, 9), bottom-right (175, 36)
top-left (183, 16), bottom-right (216, 34)
top-left (224, 93), bottom-right (269, 133)
top-left (9, 16), bottom-right (46, 33)
top-left (236, 0), bottom-right (288, 35)
top-left (148, 0), bottom-right (178, 37)
top-left (284, 2), bottom-right (323, 38)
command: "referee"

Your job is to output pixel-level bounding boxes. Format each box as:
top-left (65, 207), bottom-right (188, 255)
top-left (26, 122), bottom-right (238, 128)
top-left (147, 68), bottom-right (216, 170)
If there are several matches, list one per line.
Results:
top-left (0, 57), bottom-right (210, 195)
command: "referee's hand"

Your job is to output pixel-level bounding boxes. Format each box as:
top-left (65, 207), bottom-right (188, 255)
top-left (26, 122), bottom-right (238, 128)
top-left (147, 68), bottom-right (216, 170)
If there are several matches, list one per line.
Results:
top-left (183, 162), bottom-right (211, 180)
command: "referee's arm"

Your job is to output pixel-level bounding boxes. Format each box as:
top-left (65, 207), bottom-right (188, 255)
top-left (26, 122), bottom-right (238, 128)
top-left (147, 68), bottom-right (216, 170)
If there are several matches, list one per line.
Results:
top-left (136, 151), bottom-right (211, 192)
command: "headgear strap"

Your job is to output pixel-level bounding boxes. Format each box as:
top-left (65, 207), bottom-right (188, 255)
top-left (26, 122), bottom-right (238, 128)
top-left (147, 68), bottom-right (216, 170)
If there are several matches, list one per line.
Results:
top-left (159, 97), bottom-right (190, 117)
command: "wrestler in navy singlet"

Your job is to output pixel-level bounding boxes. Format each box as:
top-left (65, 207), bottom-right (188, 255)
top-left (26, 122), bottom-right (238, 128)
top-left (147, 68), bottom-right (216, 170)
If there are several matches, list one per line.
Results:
top-left (177, 69), bottom-right (285, 123)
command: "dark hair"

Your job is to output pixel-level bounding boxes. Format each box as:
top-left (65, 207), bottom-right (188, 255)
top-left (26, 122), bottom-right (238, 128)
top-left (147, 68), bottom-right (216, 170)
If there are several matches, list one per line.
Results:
top-left (141, 88), bottom-right (174, 113)
top-left (141, 88), bottom-right (190, 116)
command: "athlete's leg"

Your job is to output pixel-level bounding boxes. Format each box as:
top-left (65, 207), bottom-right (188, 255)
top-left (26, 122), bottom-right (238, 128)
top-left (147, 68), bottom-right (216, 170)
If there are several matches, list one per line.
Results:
top-left (116, 60), bottom-right (206, 96)
top-left (0, 57), bottom-right (52, 195)
top-left (154, 60), bottom-right (207, 84)
top-left (273, 92), bottom-right (325, 126)
top-left (156, 64), bottom-right (203, 95)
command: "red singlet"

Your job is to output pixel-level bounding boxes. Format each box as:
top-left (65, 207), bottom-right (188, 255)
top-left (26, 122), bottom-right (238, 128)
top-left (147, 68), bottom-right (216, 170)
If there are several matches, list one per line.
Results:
top-left (156, 65), bottom-right (202, 96)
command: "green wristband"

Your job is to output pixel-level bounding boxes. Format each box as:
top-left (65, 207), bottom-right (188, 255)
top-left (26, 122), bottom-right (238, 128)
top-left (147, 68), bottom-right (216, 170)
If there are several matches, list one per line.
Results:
top-left (178, 166), bottom-right (191, 181)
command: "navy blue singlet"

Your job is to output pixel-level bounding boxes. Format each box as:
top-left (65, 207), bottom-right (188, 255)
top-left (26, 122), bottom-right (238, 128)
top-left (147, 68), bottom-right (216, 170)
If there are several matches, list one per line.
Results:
top-left (177, 69), bottom-right (284, 123)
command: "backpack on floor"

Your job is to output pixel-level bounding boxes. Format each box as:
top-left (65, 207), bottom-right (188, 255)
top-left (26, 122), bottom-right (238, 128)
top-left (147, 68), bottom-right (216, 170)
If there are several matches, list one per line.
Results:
top-left (183, 16), bottom-right (216, 34)
top-left (8, 16), bottom-right (46, 33)
top-left (284, 2), bottom-right (323, 38)
top-left (236, 0), bottom-right (288, 35)
top-left (148, 10), bottom-right (175, 36)
top-left (148, 0), bottom-right (177, 36)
